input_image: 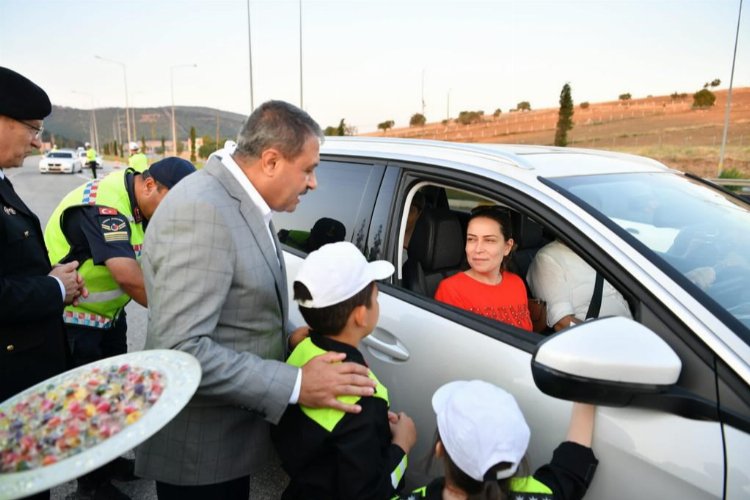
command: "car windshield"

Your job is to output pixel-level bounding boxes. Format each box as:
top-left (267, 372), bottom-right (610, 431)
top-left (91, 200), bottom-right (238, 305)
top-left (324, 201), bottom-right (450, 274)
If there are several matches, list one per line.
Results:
top-left (48, 152), bottom-right (73, 158)
top-left (551, 172), bottom-right (750, 337)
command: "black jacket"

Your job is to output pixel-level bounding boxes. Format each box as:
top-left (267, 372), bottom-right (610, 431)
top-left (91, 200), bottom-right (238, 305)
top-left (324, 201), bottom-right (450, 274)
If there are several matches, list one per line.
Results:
top-left (0, 174), bottom-right (69, 401)
top-left (272, 333), bottom-right (407, 500)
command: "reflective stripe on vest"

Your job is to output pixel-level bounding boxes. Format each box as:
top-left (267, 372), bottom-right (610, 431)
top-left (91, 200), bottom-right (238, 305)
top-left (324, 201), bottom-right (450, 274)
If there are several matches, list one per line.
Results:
top-left (63, 310), bottom-right (113, 329)
top-left (287, 338), bottom-right (389, 432)
top-left (45, 171), bottom-right (144, 326)
top-left (509, 476), bottom-right (554, 498)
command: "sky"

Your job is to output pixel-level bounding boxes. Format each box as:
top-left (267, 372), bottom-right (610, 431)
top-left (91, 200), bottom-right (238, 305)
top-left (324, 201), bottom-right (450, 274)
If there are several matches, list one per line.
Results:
top-left (1, 0), bottom-right (748, 134)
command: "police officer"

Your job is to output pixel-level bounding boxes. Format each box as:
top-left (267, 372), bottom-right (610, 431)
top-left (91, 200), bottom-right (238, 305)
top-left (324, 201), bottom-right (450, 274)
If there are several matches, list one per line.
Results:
top-left (44, 157), bottom-right (195, 500)
top-left (127, 141), bottom-right (148, 172)
top-left (0, 66), bottom-right (86, 500)
top-left (85, 141), bottom-right (98, 179)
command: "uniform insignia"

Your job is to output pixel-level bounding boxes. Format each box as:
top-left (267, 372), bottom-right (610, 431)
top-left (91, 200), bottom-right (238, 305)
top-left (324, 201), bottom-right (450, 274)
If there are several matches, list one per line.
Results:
top-left (3, 206), bottom-right (16, 215)
top-left (98, 207), bottom-right (118, 215)
top-left (100, 215), bottom-right (130, 242)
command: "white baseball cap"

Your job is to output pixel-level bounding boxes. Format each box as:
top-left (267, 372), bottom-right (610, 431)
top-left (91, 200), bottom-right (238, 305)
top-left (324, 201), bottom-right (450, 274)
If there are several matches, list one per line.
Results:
top-left (432, 380), bottom-right (530, 482)
top-left (129, 141), bottom-right (139, 151)
top-left (294, 241), bottom-right (394, 309)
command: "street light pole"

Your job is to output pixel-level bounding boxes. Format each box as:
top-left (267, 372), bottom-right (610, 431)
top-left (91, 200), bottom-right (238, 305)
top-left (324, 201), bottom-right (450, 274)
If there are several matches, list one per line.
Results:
top-left (247, 0), bottom-right (255, 111)
top-left (299, 0), bottom-right (304, 109)
top-left (95, 55), bottom-right (131, 145)
top-left (718, 0), bottom-right (743, 176)
top-left (170, 64), bottom-right (198, 156)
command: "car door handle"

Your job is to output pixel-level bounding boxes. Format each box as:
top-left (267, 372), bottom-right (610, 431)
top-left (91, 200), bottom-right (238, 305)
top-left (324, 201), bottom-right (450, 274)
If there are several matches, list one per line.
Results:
top-left (362, 334), bottom-right (410, 361)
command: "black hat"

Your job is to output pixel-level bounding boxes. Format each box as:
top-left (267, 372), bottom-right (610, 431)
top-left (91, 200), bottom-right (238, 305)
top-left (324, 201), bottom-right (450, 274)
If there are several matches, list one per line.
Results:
top-left (0, 67), bottom-right (51, 120)
top-left (146, 157), bottom-right (197, 189)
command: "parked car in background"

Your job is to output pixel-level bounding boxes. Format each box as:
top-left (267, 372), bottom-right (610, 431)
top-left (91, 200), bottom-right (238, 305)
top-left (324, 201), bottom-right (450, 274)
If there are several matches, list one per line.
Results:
top-left (270, 137), bottom-right (750, 499)
top-left (38, 149), bottom-right (82, 174)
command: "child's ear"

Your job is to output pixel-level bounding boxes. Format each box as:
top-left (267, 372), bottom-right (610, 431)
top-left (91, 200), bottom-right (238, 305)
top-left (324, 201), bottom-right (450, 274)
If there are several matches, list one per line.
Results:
top-left (353, 304), bottom-right (368, 327)
top-left (435, 440), bottom-right (445, 458)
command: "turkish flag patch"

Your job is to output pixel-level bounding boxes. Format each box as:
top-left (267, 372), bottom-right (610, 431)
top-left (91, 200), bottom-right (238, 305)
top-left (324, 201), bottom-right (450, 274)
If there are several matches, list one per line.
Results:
top-left (98, 207), bottom-right (118, 215)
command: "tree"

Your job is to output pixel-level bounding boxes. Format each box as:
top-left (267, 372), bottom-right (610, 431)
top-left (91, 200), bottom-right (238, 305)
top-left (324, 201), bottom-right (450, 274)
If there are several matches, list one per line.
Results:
top-left (198, 135), bottom-right (219, 159)
top-left (141, 135), bottom-right (147, 152)
top-left (112, 140), bottom-right (119, 158)
top-left (554, 83), bottom-right (574, 147)
top-left (516, 101), bottom-right (531, 112)
top-left (323, 126), bottom-right (338, 136)
top-left (161, 136), bottom-right (166, 157)
top-left (409, 113), bottom-right (426, 127)
top-left (336, 119), bottom-right (346, 136)
top-left (189, 126), bottom-right (197, 162)
top-left (580, 101), bottom-right (590, 109)
top-left (710, 78), bottom-right (721, 87)
top-left (493, 108), bottom-right (502, 118)
top-left (692, 88), bottom-right (716, 108)
top-left (103, 143), bottom-right (110, 156)
top-left (618, 93), bottom-right (632, 102)
top-left (377, 120), bottom-right (395, 133)
top-left (456, 110), bottom-right (483, 125)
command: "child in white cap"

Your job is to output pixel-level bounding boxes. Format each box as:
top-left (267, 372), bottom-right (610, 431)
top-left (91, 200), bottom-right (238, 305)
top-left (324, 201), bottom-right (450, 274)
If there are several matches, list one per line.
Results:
top-left (271, 241), bottom-right (417, 499)
top-left (396, 380), bottom-right (597, 500)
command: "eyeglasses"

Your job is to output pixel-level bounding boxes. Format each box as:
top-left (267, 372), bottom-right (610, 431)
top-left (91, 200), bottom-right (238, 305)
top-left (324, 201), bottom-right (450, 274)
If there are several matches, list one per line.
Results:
top-left (11, 117), bottom-right (44, 139)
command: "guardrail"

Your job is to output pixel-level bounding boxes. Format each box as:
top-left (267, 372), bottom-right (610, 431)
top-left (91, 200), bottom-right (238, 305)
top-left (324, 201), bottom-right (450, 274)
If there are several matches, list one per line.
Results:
top-left (706, 178), bottom-right (750, 188)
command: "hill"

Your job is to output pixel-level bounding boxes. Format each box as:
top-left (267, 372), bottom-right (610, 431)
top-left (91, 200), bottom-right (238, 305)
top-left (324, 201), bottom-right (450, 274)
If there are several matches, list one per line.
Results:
top-left (363, 88), bottom-right (750, 177)
top-left (44, 105), bottom-right (246, 148)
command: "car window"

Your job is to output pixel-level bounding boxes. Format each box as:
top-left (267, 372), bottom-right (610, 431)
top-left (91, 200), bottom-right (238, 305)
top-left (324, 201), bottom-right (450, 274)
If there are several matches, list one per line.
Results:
top-left (48, 152), bottom-right (73, 158)
top-left (551, 172), bottom-right (750, 338)
top-left (273, 159), bottom-right (384, 254)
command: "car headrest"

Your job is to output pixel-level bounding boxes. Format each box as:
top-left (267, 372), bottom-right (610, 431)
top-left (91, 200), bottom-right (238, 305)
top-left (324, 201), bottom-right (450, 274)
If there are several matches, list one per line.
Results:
top-left (410, 208), bottom-right (464, 271)
top-left (512, 214), bottom-right (545, 250)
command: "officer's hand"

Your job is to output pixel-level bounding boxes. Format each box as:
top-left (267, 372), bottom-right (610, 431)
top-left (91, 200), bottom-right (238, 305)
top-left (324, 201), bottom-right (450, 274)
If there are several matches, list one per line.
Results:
top-left (288, 325), bottom-right (310, 349)
top-left (298, 352), bottom-right (376, 413)
top-left (390, 411), bottom-right (417, 454)
top-left (50, 261), bottom-right (83, 305)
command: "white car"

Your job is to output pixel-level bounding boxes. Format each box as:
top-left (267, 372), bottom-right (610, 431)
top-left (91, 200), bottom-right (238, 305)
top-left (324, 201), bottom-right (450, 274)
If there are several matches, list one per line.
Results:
top-left (38, 150), bottom-right (82, 174)
top-left (273, 137), bottom-right (750, 499)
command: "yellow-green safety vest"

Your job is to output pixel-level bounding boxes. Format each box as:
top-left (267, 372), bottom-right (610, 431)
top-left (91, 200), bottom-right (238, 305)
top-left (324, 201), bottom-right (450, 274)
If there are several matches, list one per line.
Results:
top-left (45, 170), bottom-right (144, 329)
top-left (86, 148), bottom-right (96, 162)
top-left (288, 338), bottom-right (390, 432)
top-left (128, 152), bottom-right (148, 172)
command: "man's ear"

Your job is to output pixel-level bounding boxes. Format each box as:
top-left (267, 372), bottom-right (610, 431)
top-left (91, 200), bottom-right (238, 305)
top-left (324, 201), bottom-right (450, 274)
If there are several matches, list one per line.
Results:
top-left (259, 148), bottom-right (282, 176)
top-left (142, 176), bottom-right (157, 194)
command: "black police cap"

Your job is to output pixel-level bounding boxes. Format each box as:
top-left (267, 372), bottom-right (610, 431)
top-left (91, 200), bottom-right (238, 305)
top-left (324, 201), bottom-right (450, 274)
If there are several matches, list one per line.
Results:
top-left (0, 67), bottom-right (51, 120)
top-left (146, 157), bottom-right (197, 189)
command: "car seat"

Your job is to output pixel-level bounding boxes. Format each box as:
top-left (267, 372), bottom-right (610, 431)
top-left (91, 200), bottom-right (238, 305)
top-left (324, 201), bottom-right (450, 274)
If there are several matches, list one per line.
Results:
top-left (403, 207), bottom-right (465, 298)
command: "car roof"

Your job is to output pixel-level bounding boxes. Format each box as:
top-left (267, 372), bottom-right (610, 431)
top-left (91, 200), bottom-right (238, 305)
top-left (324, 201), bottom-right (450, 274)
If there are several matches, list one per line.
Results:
top-left (320, 137), bottom-right (674, 179)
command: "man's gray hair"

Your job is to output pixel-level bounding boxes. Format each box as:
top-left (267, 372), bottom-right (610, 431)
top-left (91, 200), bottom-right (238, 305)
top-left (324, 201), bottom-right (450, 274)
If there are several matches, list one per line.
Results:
top-left (235, 100), bottom-right (323, 160)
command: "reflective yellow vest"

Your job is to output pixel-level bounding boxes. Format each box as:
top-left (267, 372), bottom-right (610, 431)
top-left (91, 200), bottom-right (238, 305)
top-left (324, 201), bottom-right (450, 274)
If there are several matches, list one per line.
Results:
top-left (128, 152), bottom-right (148, 172)
top-left (45, 170), bottom-right (144, 329)
top-left (86, 147), bottom-right (96, 162)
top-left (288, 338), bottom-right (390, 431)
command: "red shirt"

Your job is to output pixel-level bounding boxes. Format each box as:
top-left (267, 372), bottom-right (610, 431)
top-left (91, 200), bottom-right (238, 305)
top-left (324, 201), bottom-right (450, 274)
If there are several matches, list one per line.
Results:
top-left (435, 271), bottom-right (533, 331)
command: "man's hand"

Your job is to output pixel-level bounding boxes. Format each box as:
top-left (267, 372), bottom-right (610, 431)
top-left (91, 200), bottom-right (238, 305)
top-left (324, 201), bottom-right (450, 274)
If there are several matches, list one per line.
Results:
top-left (299, 351), bottom-right (376, 413)
top-left (553, 314), bottom-right (580, 332)
top-left (49, 261), bottom-right (87, 305)
top-left (389, 411), bottom-right (417, 454)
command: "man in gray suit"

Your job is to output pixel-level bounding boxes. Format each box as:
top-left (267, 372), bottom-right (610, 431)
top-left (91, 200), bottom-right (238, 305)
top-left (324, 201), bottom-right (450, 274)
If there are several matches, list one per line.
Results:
top-left (135, 101), bottom-right (376, 499)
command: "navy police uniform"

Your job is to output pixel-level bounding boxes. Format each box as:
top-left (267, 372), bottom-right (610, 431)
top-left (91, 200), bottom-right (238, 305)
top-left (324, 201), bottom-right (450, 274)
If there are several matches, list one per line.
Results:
top-left (60, 170), bottom-right (141, 367)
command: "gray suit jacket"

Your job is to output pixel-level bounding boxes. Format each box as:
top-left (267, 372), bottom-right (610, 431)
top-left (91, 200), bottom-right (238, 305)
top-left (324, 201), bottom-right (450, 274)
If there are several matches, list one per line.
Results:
top-left (135, 156), bottom-right (298, 485)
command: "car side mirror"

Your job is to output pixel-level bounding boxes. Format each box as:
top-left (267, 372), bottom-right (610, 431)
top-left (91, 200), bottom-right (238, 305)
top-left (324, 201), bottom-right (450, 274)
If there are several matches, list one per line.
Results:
top-left (531, 316), bottom-right (682, 407)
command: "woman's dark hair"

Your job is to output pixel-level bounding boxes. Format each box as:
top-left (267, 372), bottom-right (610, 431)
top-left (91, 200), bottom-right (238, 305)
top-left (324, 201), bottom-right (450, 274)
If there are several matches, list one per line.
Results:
top-left (467, 205), bottom-right (517, 272)
top-left (293, 281), bottom-right (375, 336)
top-left (427, 431), bottom-right (528, 500)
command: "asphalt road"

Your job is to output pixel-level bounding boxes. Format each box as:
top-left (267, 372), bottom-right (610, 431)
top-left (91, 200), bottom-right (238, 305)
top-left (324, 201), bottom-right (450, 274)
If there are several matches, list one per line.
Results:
top-left (8, 155), bottom-right (287, 499)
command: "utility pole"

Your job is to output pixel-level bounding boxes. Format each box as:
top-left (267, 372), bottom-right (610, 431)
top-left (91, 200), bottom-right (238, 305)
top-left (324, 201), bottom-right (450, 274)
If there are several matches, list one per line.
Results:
top-left (95, 55), bottom-right (131, 145)
top-left (421, 69), bottom-right (426, 117)
top-left (299, 0), bottom-right (304, 109)
top-left (718, 0), bottom-right (743, 176)
top-left (247, 0), bottom-right (255, 111)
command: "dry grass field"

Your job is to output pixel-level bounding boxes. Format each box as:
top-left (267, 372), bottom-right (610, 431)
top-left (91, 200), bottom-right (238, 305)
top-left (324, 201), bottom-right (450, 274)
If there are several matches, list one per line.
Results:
top-left (362, 88), bottom-right (750, 178)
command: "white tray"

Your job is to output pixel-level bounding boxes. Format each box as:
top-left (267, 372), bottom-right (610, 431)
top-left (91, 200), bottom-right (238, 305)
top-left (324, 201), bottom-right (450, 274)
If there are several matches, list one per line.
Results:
top-left (0, 350), bottom-right (201, 500)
